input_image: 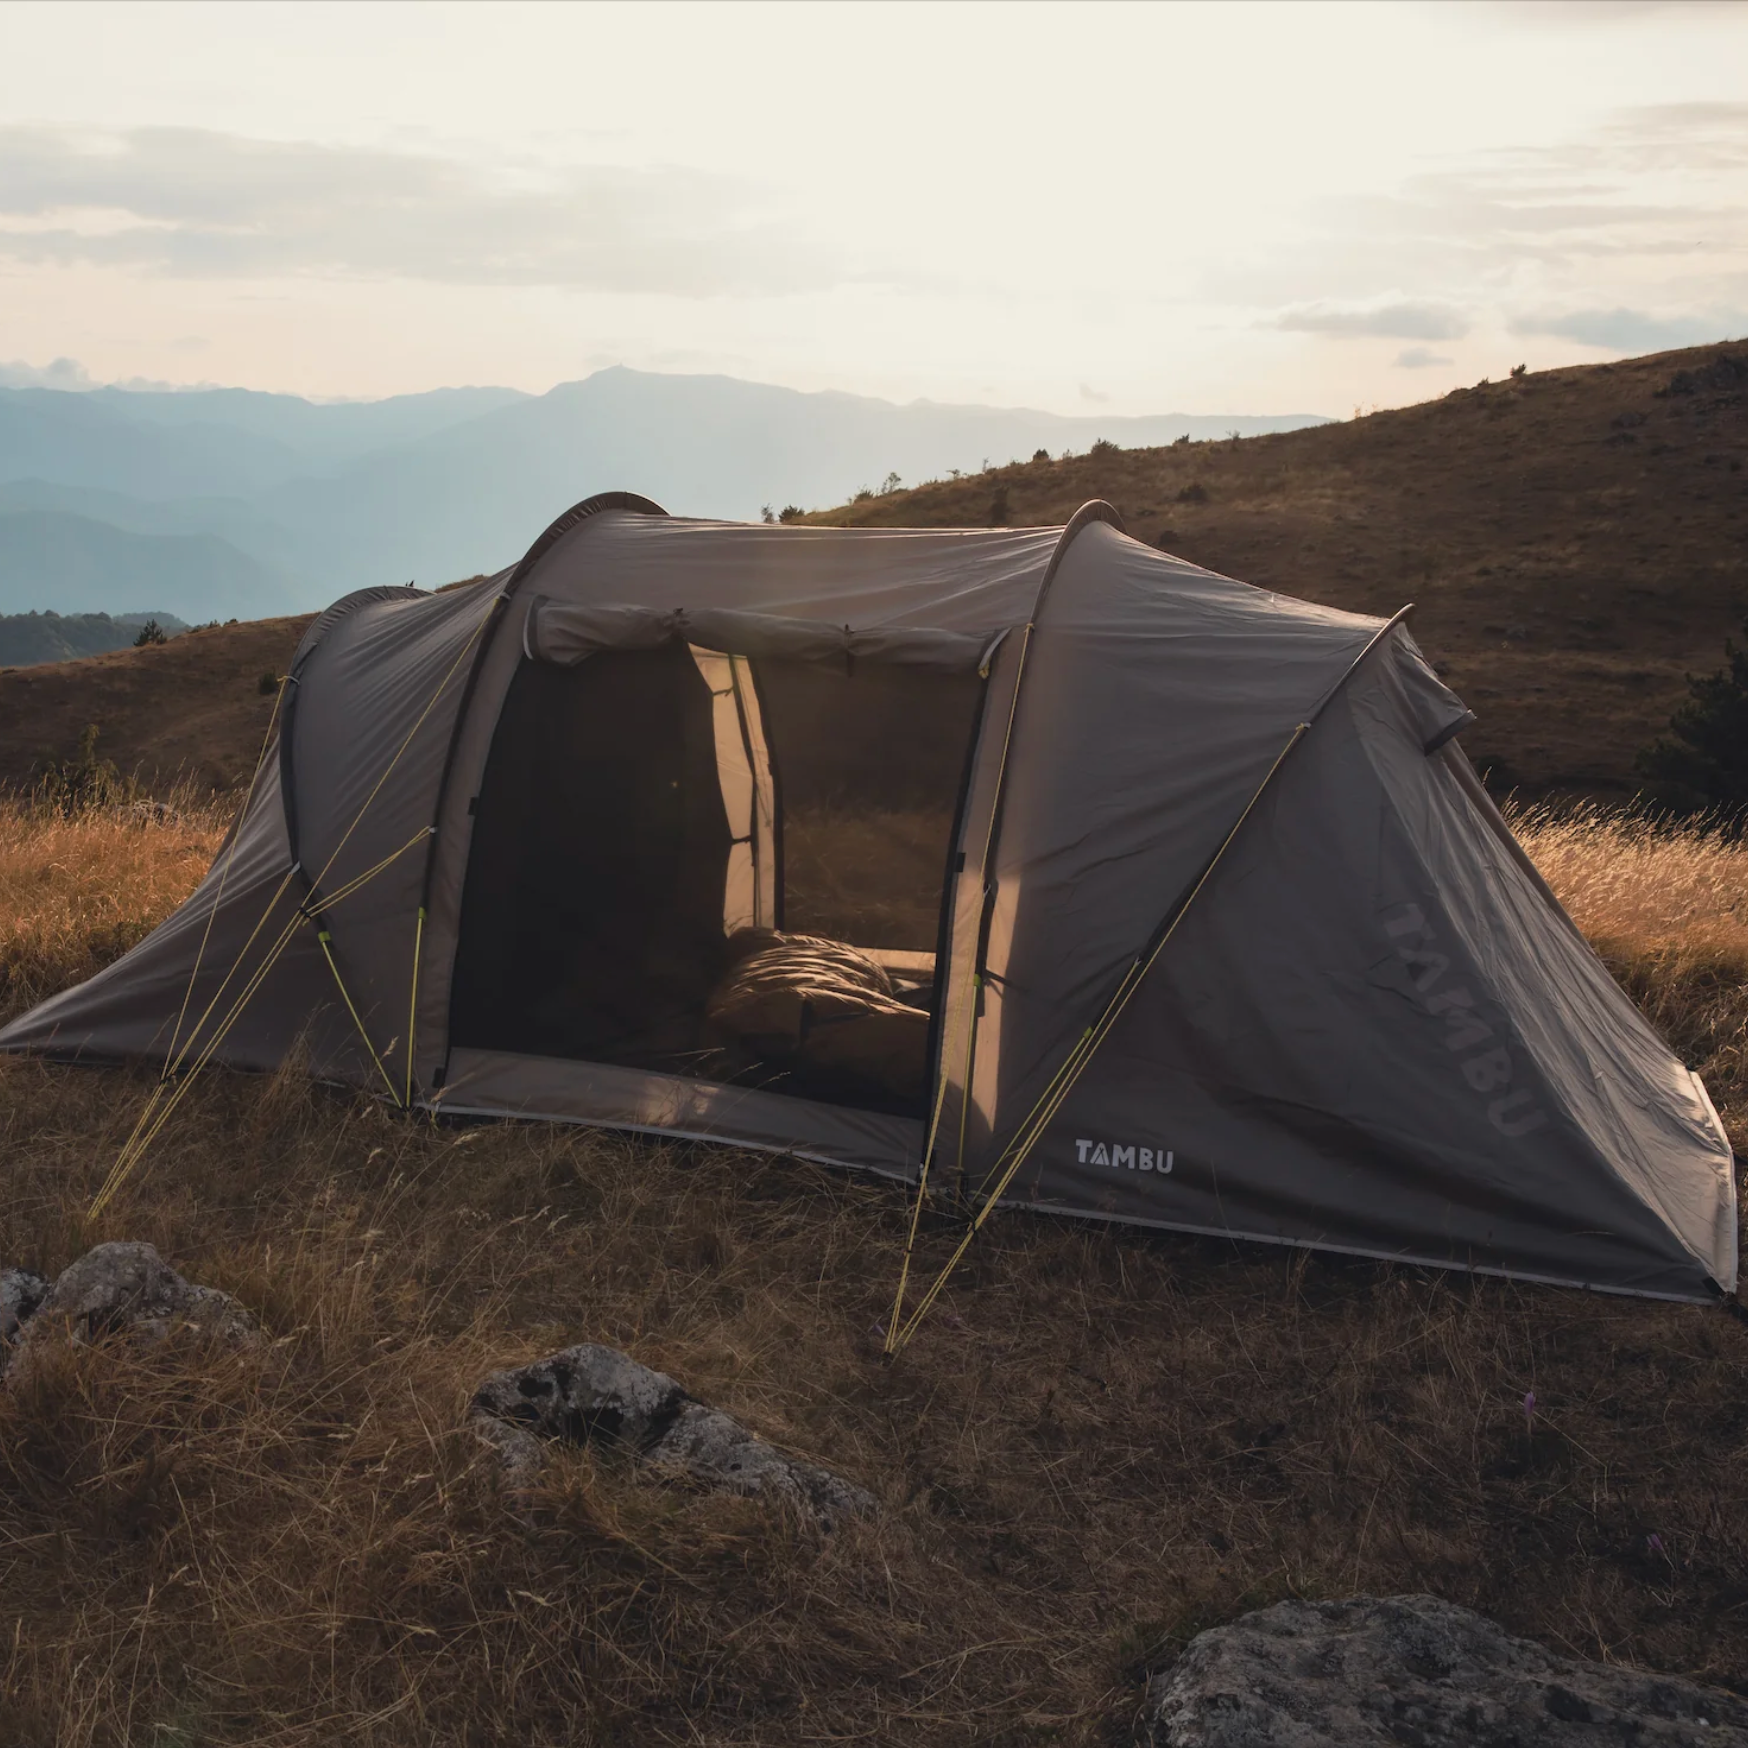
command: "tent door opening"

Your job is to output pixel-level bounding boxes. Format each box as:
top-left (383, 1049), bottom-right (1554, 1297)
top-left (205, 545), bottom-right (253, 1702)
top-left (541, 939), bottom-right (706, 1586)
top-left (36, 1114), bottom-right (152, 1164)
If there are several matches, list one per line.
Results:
top-left (448, 640), bottom-right (987, 1119)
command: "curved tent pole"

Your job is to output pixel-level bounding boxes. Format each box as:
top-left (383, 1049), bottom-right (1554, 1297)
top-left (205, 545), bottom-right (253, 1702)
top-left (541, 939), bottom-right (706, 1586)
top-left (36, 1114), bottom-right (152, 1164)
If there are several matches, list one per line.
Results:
top-left (277, 584), bottom-right (426, 880)
top-left (890, 501), bottom-right (1125, 1344)
top-left (886, 599), bottom-right (1417, 1358)
top-left (411, 491), bottom-right (669, 1102)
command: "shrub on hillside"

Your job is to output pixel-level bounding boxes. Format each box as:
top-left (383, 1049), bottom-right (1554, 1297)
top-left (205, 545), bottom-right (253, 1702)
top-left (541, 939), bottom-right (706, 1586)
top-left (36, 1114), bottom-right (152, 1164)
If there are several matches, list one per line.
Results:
top-left (777, 505), bottom-right (805, 523)
top-left (34, 725), bottom-right (131, 815)
top-left (1659, 349), bottom-right (1748, 399)
top-left (132, 620), bottom-right (167, 648)
top-left (987, 486), bottom-right (1010, 526)
top-left (1031, 448), bottom-right (1049, 463)
top-left (1635, 617), bottom-right (1748, 821)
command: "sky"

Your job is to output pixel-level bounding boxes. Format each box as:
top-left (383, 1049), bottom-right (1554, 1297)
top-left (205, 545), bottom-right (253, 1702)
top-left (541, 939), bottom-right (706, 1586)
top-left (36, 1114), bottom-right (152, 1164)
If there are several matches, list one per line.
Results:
top-left (0, 0), bottom-right (1746, 417)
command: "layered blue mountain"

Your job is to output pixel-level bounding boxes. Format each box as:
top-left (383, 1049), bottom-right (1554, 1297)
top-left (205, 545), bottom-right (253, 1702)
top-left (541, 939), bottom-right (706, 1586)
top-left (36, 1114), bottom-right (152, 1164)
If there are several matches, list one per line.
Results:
top-left (0, 369), bottom-right (1329, 621)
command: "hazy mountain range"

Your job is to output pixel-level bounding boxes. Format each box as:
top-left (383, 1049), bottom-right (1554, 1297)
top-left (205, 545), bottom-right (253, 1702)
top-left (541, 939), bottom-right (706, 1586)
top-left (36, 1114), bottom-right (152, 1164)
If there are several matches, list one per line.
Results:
top-left (0, 369), bottom-right (1329, 621)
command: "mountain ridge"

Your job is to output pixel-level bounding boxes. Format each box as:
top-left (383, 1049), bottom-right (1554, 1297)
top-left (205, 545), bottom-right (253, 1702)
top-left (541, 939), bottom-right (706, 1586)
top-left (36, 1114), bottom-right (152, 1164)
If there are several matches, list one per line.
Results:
top-left (0, 367), bottom-right (1331, 615)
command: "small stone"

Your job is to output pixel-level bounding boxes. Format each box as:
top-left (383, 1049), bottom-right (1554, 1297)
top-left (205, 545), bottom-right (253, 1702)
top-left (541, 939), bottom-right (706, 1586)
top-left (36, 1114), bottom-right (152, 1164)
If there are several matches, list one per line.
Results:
top-left (470, 1343), bottom-right (874, 1526)
top-left (1, 1266), bottom-right (48, 1347)
top-left (1141, 1595), bottom-right (1748, 1747)
top-left (4, 1241), bottom-right (256, 1383)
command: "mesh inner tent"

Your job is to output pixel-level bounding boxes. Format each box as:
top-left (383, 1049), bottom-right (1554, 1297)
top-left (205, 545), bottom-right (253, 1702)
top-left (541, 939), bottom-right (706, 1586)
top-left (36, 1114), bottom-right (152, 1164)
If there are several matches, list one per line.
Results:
top-left (448, 641), bottom-right (986, 1115)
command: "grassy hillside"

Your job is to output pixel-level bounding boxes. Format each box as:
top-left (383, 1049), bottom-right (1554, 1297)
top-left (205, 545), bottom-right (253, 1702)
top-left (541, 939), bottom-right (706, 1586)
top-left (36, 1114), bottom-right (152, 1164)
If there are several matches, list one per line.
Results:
top-left (0, 797), bottom-right (1743, 1744)
top-left (807, 343), bottom-right (1748, 799)
top-left (0, 613), bottom-right (311, 795)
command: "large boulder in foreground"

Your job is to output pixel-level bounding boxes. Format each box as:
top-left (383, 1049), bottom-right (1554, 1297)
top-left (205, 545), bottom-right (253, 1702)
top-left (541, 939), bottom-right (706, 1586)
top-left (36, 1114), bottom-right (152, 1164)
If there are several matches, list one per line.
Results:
top-left (471, 1343), bottom-right (874, 1526)
top-left (1143, 1594), bottom-right (1748, 1746)
top-left (3, 1241), bottom-right (256, 1384)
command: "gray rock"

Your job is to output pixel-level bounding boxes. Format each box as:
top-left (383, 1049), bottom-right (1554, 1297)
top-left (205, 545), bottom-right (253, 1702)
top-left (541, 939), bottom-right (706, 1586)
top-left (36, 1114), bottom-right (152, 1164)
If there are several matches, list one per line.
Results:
top-left (471, 1343), bottom-right (874, 1525)
top-left (1, 1266), bottom-right (48, 1347)
top-left (4, 1241), bottom-right (256, 1383)
top-left (1141, 1594), bottom-right (1748, 1747)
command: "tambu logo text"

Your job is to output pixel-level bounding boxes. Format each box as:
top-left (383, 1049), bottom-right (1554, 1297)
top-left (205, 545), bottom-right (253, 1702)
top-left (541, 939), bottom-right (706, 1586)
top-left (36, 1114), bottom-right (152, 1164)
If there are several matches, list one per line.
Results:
top-left (1076, 1139), bottom-right (1173, 1172)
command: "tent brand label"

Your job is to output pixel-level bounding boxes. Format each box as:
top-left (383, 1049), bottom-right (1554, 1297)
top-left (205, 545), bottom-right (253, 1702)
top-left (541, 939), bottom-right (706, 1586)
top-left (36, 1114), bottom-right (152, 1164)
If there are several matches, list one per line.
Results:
top-left (1076, 1139), bottom-right (1173, 1173)
top-left (1382, 903), bottom-right (1548, 1138)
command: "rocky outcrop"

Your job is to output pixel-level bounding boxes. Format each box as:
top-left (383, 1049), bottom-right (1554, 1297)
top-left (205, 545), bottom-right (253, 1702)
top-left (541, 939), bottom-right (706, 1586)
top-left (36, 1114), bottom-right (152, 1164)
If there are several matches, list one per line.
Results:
top-left (471, 1343), bottom-right (874, 1526)
top-left (1, 1265), bottom-right (48, 1348)
top-left (1142, 1594), bottom-right (1748, 1747)
top-left (3, 1242), bottom-right (256, 1383)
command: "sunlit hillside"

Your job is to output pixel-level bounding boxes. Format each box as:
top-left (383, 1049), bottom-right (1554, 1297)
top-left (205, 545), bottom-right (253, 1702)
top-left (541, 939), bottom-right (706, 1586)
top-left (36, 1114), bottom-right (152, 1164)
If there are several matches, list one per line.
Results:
top-left (808, 343), bottom-right (1748, 800)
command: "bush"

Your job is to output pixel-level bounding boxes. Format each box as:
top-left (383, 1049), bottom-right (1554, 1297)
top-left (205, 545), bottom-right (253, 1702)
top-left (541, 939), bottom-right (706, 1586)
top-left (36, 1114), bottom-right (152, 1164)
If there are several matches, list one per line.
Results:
top-left (1510, 363), bottom-right (1527, 380)
top-left (132, 620), bottom-right (167, 648)
top-left (1658, 349), bottom-right (1748, 399)
top-left (1089, 437), bottom-right (1118, 457)
top-left (34, 725), bottom-right (131, 815)
top-left (1031, 448), bottom-right (1050, 463)
top-left (879, 471), bottom-right (902, 496)
top-left (987, 486), bottom-right (1011, 526)
top-left (258, 672), bottom-right (280, 696)
top-left (777, 505), bottom-right (805, 524)
top-left (1636, 618), bottom-right (1748, 820)
top-left (1176, 481), bottom-right (1209, 505)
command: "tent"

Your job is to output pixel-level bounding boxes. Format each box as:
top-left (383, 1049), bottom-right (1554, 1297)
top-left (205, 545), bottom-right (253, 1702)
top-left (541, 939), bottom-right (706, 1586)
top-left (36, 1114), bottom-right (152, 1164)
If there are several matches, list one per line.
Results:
top-left (3, 493), bottom-right (1735, 1305)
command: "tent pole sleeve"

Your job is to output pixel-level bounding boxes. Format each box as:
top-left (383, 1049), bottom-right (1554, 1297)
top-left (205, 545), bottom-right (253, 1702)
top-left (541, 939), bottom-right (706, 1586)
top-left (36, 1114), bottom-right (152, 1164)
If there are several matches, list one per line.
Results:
top-left (888, 502), bottom-right (1123, 1357)
top-left (944, 500), bottom-right (1124, 1184)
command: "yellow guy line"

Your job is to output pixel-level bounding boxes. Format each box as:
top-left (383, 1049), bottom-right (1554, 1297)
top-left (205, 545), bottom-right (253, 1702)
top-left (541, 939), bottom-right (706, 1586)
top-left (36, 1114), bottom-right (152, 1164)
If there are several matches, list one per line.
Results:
top-left (885, 721), bottom-right (1309, 1358)
top-left (92, 595), bottom-right (499, 1217)
top-left (166, 672), bottom-right (288, 1066)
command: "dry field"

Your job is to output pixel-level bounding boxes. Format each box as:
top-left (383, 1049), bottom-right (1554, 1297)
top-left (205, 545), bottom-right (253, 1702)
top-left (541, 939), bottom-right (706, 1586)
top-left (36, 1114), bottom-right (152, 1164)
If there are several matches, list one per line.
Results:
top-left (0, 798), bottom-right (1745, 1747)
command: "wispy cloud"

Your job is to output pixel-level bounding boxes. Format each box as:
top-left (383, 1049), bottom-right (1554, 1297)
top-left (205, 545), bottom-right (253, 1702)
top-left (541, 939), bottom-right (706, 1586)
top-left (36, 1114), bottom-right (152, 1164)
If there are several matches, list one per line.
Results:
top-left (1511, 306), bottom-right (1748, 351)
top-left (1270, 301), bottom-right (1470, 341)
top-left (0, 127), bottom-right (830, 296)
top-left (1394, 347), bottom-right (1454, 369)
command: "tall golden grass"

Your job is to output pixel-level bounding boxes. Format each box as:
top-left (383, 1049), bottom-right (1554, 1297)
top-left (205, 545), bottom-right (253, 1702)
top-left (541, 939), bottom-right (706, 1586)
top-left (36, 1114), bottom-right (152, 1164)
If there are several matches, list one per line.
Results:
top-left (0, 795), bottom-right (1744, 1746)
top-left (1509, 802), bottom-right (1747, 1144)
top-left (0, 789), bottom-right (227, 1026)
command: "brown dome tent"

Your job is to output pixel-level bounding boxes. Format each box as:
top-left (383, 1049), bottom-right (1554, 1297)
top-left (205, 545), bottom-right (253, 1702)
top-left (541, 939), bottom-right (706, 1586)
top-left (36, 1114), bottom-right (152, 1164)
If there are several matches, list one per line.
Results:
top-left (3, 494), bottom-right (1735, 1307)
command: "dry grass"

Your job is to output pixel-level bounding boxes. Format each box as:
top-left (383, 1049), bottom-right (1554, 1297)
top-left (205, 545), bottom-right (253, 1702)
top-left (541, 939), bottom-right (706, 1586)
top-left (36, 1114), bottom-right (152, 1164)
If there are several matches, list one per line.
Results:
top-left (1, 800), bottom-right (1747, 1746)
top-left (0, 789), bottom-right (228, 1023)
top-left (1511, 803), bottom-right (1748, 1145)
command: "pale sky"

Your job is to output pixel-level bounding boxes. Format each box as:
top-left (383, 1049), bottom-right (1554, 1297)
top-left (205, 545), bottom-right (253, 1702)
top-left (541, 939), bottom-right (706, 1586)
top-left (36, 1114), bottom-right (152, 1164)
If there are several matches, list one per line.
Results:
top-left (1, 0), bottom-right (1746, 415)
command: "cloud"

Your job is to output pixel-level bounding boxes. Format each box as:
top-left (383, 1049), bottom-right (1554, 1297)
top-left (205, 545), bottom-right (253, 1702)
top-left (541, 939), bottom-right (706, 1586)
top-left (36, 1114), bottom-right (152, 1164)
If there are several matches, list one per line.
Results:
top-left (0, 355), bottom-right (95, 389)
top-left (1511, 307), bottom-right (1748, 351)
top-left (1270, 301), bottom-right (1470, 341)
top-left (0, 127), bottom-right (830, 296)
top-left (1394, 347), bottom-right (1453, 369)
top-left (1078, 382), bottom-right (1109, 403)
